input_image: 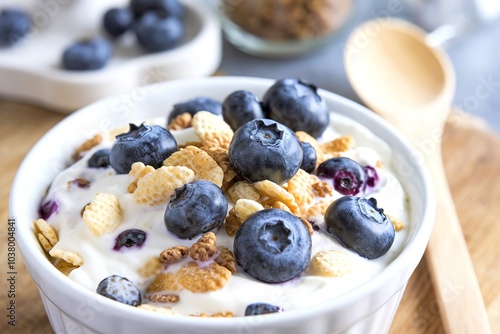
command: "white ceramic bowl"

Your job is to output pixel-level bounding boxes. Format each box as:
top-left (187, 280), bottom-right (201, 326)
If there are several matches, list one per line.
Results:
top-left (10, 76), bottom-right (435, 334)
top-left (0, 0), bottom-right (221, 112)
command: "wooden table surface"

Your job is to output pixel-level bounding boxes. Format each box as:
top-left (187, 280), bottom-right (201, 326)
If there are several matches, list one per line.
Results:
top-left (1, 100), bottom-right (498, 334)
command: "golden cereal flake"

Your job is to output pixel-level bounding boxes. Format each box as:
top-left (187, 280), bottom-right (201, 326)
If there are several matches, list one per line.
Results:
top-left (177, 261), bottom-right (231, 293)
top-left (34, 218), bottom-right (58, 247)
top-left (163, 146), bottom-right (223, 187)
top-left (253, 180), bottom-right (299, 214)
top-left (133, 166), bottom-right (195, 206)
top-left (227, 181), bottom-right (260, 203)
top-left (167, 112), bottom-right (192, 130)
top-left (49, 248), bottom-right (83, 267)
top-left (309, 250), bottom-right (353, 277)
top-left (138, 257), bottom-right (163, 278)
top-left (233, 199), bottom-right (264, 221)
top-left (192, 111), bottom-right (233, 150)
top-left (287, 169), bottom-right (315, 213)
top-left (83, 193), bottom-right (122, 236)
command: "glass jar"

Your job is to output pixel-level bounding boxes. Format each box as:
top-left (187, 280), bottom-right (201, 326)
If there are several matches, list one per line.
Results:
top-left (218, 0), bottom-right (355, 57)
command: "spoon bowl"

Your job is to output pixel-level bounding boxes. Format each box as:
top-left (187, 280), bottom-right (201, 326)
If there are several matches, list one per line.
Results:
top-left (344, 18), bottom-right (491, 334)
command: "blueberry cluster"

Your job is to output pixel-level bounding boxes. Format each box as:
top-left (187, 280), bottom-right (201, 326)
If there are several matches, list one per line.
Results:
top-left (62, 0), bottom-right (184, 71)
top-left (0, 8), bottom-right (31, 47)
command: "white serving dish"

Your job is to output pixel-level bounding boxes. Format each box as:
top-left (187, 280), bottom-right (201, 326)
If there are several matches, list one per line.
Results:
top-left (10, 76), bottom-right (435, 334)
top-left (0, 0), bottom-right (221, 112)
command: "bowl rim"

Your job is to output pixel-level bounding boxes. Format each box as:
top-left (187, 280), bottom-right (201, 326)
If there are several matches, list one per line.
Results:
top-left (10, 75), bottom-right (435, 330)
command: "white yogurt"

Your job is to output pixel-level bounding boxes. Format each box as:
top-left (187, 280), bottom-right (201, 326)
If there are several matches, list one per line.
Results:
top-left (43, 115), bottom-right (410, 316)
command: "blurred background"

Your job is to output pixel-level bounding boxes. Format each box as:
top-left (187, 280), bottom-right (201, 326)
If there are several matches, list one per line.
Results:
top-left (217, 0), bottom-right (500, 132)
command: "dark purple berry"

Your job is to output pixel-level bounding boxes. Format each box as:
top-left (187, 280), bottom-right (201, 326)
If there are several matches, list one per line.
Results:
top-left (109, 123), bottom-right (177, 174)
top-left (103, 7), bottom-right (134, 38)
top-left (228, 119), bottom-right (303, 185)
top-left (87, 149), bottom-right (111, 168)
top-left (167, 97), bottom-right (222, 124)
top-left (245, 303), bottom-right (283, 316)
top-left (316, 157), bottom-right (367, 196)
top-left (222, 90), bottom-right (265, 131)
top-left (113, 229), bottom-right (147, 251)
top-left (233, 209), bottom-right (311, 283)
top-left (325, 196), bottom-right (395, 259)
top-left (96, 275), bottom-right (141, 306)
top-left (300, 141), bottom-right (317, 173)
top-left (62, 37), bottom-right (112, 71)
top-left (262, 78), bottom-right (329, 138)
top-left (0, 9), bottom-right (31, 47)
top-left (38, 199), bottom-right (59, 220)
top-left (164, 180), bottom-right (228, 239)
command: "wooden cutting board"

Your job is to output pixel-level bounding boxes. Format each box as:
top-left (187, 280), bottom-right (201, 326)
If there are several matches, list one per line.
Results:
top-left (0, 102), bottom-right (498, 334)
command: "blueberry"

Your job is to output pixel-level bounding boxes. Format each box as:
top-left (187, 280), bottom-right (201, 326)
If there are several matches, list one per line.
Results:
top-left (134, 11), bottom-right (183, 53)
top-left (38, 198), bottom-right (59, 220)
top-left (364, 166), bottom-right (380, 190)
top-left (96, 275), bottom-right (141, 306)
top-left (130, 0), bottom-right (184, 18)
top-left (233, 209), bottom-right (311, 283)
top-left (113, 229), bottom-right (147, 251)
top-left (262, 78), bottom-right (330, 138)
top-left (245, 303), bottom-right (283, 316)
top-left (103, 7), bottom-right (134, 38)
top-left (87, 149), bottom-right (111, 168)
top-left (164, 180), bottom-right (228, 239)
top-left (300, 142), bottom-right (317, 173)
top-left (0, 9), bottom-right (31, 47)
top-left (228, 119), bottom-right (302, 185)
top-left (222, 90), bottom-right (265, 131)
top-left (109, 123), bottom-right (177, 174)
top-left (325, 196), bottom-right (395, 259)
top-left (167, 97), bottom-right (222, 124)
top-left (62, 37), bottom-right (112, 71)
top-left (316, 157), bottom-right (367, 196)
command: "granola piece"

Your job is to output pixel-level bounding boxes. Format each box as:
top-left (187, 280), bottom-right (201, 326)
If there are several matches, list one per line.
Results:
top-left (253, 180), bottom-right (299, 214)
top-left (160, 246), bottom-right (189, 264)
top-left (49, 248), bottom-right (83, 267)
top-left (227, 181), bottom-right (260, 203)
top-left (133, 166), bottom-right (195, 206)
top-left (312, 180), bottom-right (334, 197)
top-left (308, 250), bottom-right (353, 277)
top-left (73, 133), bottom-right (102, 160)
top-left (192, 111), bottom-right (234, 150)
top-left (167, 112), bottom-right (192, 130)
top-left (163, 146), bottom-right (223, 187)
top-left (147, 294), bottom-right (180, 304)
top-left (83, 193), bottom-right (122, 236)
top-left (387, 214), bottom-right (405, 231)
top-left (189, 232), bottom-right (217, 262)
top-left (214, 247), bottom-right (237, 274)
top-left (224, 208), bottom-right (242, 237)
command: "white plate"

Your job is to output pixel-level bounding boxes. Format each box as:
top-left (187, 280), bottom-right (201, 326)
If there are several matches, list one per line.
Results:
top-left (0, 0), bottom-right (221, 112)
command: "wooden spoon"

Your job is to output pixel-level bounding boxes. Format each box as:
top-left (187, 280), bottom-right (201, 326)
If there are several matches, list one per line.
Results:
top-left (344, 19), bottom-right (491, 334)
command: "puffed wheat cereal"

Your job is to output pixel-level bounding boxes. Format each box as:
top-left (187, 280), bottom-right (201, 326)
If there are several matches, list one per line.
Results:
top-left (192, 111), bottom-right (233, 150)
top-left (254, 180), bottom-right (299, 214)
top-left (83, 193), bottom-right (122, 236)
top-left (233, 199), bottom-right (264, 221)
top-left (287, 169), bottom-right (315, 214)
top-left (321, 135), bottom-right (355, 154)
top-left (147, 294), bottom-right (180, 304)
top-left (133, 166), bottom-right (195, 206)
top-left (34, 218), bottom-right (58, 247)
top-left (227, 181), bottom-right (260, 203)
top-left (311, 180), bottom-right (334, 197)
top-left (308, 250), bottom-right (353, 277)
top-left (163, 146), bottom-right (223, 187)
top-left (128, 162), bottom-right (155, 193)
top-left (49, 248), bottom-right (84, 267)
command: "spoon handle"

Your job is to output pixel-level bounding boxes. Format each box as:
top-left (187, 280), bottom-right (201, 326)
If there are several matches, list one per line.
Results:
top-left (425, 152), bottom-right (492, 334)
